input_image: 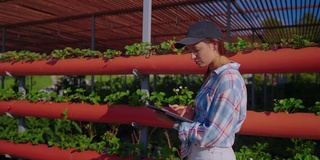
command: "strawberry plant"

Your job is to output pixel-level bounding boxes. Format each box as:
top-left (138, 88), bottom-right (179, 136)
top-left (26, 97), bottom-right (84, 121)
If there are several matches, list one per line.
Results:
top-left (14, 117), bottom-right (52, 145)
top-left (127, 89), bottom-right (148, 106)
top-left (0, 51), bottom-right (14, 61)
top-left (280, 34), bottom-right (318, 49)
top-left (260, 43), bottom-right (270, 51)
top-left (100, 124), bottom-right (120, 155)
top-left (47, 110), bottom-right (83, 149)
top-left (159, 39), bottom-right (174, 54)
top-left (103, 90), bottom-right (130, 106)
top-left (26, 89), bottom-right (48, 102)
top-left (288, 138), bottom-right (319, 160)
top-left (224, 37), bottom-right (252, 54)
top-left (159, 39), bottom-right (184, 55)
top-left (273, 98), bottom-right (304, 114)
top-left (235, 142), bottom-right (272, 160)
top-left (308, 101), bottom-right (320, 116)
top-left (0, 115), bottom-right (18, 141)
top-left (103, 49), bottom-right (123, 58)
top-left (87, 91), bottom-right (101, 104)
top-left (0, 88), bottom-right (23, 100)
top-left (69, 88), bottom-right (88, 103)
top-left (125, 42), bottom-right (156, 57)
top-left (81, 48), bottom-right (102, 58)
top-left (50, 48), bottom-right (68, 59)
top-left (165, 86), bottom-right (194, 106)
top-left (149, 91), bottom-right (166, 106)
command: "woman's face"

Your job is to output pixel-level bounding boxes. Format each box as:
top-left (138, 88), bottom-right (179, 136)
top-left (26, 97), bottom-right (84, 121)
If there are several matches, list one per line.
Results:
top-left (187, 41), bottom-right (216, 68)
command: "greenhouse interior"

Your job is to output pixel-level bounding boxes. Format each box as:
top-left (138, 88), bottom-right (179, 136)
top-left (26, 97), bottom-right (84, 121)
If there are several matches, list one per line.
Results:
top-left (0, 0), bottom-right (320, 160)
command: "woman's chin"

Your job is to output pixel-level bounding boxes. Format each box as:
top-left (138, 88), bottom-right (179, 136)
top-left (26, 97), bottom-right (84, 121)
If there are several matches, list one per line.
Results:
top-left (195, 62), bottom-right (203, 67)
top-left (197, 64), bottom-right (206, 67)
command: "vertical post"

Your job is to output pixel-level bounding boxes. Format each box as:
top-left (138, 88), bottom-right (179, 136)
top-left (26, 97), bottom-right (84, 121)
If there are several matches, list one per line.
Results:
top-left (18, 77), bottom-right (26, 133)
top-left (226, 0), bottom-right (231, 42)
top-left (91, 15), bottom-right (95, 92)
top-left (251, 30), bottom-right (255, 110)
top-left (124, 75), bottom-right (127, 91)
top-left (142, 0), bottom-right (152, 43)
top-left (17, 76), bottom-right (26, 160)
top-left (153, 74), bottom-right (157, 92)
top-left (1, 27), bottom-right (6, 89)
top-left (152, 37), bottom-right (157, 92)
top-left (251, 74), bottom-right (255, 110)
top-left (140, 0), bottom-right (152, 152)
top-left (0, 74), bottom-right (3, 89)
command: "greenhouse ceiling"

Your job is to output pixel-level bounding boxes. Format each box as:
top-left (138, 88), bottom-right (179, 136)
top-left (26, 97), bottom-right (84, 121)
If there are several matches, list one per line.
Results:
top-left (0, 0), bottom-right (319, 54)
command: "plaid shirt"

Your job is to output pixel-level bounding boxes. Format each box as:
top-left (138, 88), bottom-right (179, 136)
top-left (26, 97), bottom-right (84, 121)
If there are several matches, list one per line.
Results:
top-left (178, 62), bottom-right (247, 158)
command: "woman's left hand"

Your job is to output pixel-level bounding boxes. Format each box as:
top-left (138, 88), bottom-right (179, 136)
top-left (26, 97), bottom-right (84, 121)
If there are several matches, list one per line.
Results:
top-left (169, 104), bottom-right (194, 120)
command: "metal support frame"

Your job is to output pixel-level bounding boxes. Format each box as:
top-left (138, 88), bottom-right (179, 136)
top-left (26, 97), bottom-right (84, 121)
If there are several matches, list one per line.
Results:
top-left (17, 76), bottom-right (26, 160)
top-left (251, 74), bottom-right (255, 110)
top-left (132, 68), bottom-right (150, 153)
top-left (135, 0), bottom-right (152, 153)
top-left (91, 15), bottom-right (95, 92)
top-left (263, 73), bottom-right (267, 110)
top-left (251, 31), bottom-right (255, 110)
top-left (153, 74), bottom-right (157, 92)
top-left (18, 77), bottom-right (26, 133)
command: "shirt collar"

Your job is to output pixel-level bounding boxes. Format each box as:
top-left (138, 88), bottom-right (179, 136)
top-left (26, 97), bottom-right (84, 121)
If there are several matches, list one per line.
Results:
top-left (212, 61), bottom-right (240, 76)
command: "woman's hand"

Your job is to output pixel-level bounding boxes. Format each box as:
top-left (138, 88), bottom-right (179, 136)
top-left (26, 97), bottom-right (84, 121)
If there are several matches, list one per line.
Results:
top-left (169, 104), bottom-right (194, 120)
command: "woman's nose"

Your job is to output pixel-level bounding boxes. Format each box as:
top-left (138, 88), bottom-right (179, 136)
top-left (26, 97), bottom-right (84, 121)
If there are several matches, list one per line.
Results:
top-left (191, 52), bottom-right (196, 59)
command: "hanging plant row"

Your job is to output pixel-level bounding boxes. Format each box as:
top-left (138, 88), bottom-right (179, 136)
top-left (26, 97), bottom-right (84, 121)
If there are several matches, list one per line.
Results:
top-left (1, 87), bottom-right (320, 138)
top-left (0, 47), bottom-right (320, 76)
top-left (0, 86), bottom-right (195, 159)
top-left (0, 34), bottom-right (318, 62)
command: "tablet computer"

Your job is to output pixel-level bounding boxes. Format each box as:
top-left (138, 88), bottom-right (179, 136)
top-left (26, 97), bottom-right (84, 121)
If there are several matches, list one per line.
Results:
top-left (146, 104), bottom-right (194, 123)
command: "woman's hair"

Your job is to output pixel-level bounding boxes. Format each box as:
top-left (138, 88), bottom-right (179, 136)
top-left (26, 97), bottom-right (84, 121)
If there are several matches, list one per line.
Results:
top-left (203, 38), bottom-right (227, 55)
top-left (203, 38), bottom-right (227, 81)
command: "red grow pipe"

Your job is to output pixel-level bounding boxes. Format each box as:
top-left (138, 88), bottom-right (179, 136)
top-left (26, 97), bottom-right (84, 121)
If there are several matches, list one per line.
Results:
top-left (0, 140), bottom-right (152, 160)
top-left (0, 54), bottom-right (204, 76)
top-left (240, 111), bottom-right (320, 139)
top-left (1, 101), bottom-right (320, 139)
top-left (0, 100), bottom-right (174, 128)
top-left (230, 47), bottom-right (320, 74)
top-left (0, 47), bottom-right (319, 76)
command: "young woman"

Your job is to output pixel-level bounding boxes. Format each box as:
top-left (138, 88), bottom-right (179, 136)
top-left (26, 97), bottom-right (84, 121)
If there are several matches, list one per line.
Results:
top-left (170, 20), bottom-right (247, 160)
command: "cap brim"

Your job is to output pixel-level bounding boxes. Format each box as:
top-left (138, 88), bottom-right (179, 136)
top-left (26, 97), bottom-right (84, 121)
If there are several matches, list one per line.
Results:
top-left (174, 37), bottom-right (205, 49)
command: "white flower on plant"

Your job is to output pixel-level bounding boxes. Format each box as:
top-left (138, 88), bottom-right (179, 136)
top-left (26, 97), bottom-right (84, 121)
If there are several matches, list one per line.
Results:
top-left (179, 86), bottom-right (183, 89)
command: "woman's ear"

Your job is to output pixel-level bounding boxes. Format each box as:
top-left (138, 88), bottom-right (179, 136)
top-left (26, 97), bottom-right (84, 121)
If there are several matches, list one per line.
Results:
top-left (211, 41), bottom-right (218, 50)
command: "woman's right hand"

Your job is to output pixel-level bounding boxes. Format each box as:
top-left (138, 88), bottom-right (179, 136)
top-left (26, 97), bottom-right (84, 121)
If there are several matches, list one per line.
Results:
top-left (169, 104), bottom-right (194, 120)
